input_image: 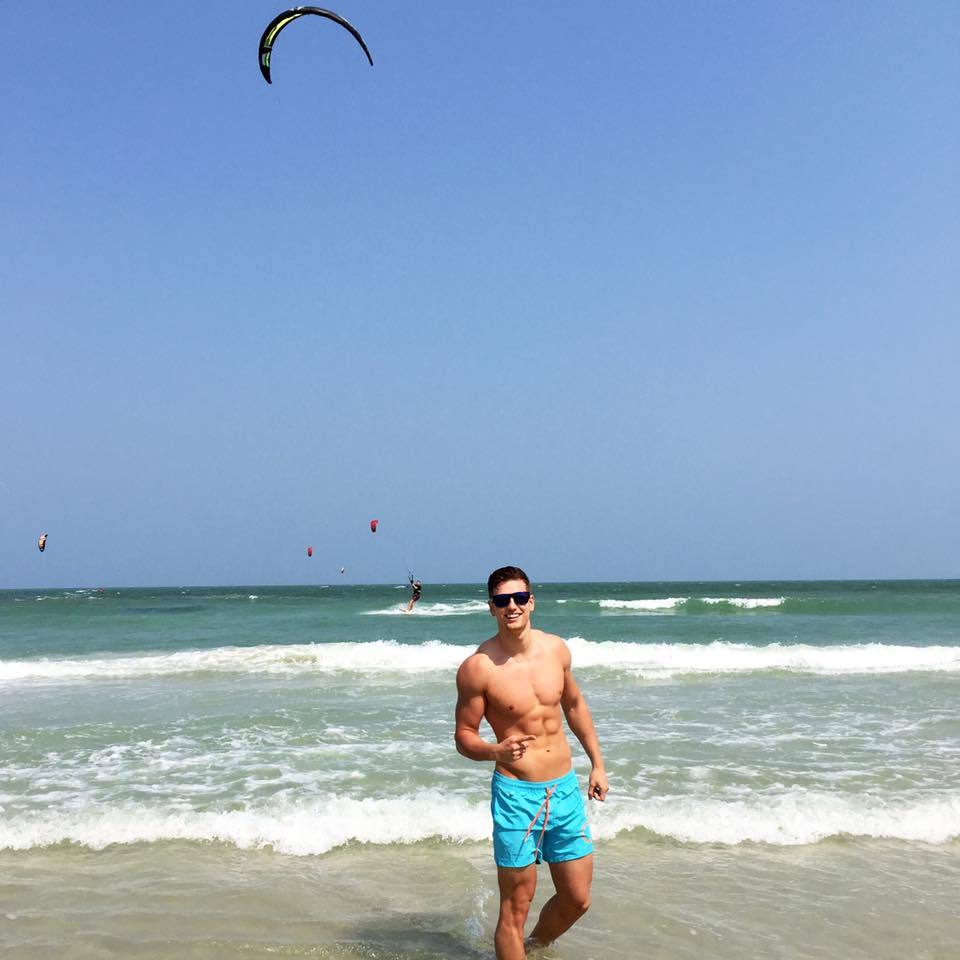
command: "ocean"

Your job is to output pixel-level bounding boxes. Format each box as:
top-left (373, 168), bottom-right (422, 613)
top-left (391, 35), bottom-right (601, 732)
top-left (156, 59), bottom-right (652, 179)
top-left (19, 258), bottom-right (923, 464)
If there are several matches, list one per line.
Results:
top-left (1, 580), bottom-right (958, 959)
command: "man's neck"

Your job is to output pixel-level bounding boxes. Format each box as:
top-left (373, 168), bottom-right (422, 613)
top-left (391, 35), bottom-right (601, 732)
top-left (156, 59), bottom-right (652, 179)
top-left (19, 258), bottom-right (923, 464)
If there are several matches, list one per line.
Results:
top-left (497, 624), bottom-right (534, 654)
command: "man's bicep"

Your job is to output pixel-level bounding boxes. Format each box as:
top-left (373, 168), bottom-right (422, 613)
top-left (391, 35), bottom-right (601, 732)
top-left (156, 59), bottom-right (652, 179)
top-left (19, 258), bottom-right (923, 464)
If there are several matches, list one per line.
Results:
top-left (455, 664), bottom-right (486, 731)
top-left (560, 662), bottom-right (584, 711)
top-left (556, 638), bottom-right (580, 705)
top-left (455, 691), bottom-right (486, 734)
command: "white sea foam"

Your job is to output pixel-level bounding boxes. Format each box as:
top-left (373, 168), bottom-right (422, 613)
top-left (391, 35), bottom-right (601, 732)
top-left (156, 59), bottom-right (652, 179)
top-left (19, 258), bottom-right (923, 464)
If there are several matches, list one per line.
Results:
top-left (1, 789), bottom-right (956, 853)
top-left (2, 638), bottom-right (958, 684)
top-left (597, 596), bottom-right (784, 611)
top-left (0, 793), bottom-right (490, 855)
top-left (591, 791), bottom-right (960, 846)
top-left (598, 598), bottom-right (687, 611)
top-left (701, 597), bottom-right (785, 609)
top-left (563, 637), bottom-right (960, 677)
top-left (0, 640), bottom-right (468, 682)
top-left (363, 601), bottom-right (489, 617)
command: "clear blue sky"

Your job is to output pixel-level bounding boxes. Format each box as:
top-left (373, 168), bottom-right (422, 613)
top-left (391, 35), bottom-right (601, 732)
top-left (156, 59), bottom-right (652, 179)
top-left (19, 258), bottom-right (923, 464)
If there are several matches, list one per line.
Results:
top-left (3, 1), bottom-right (958, 587)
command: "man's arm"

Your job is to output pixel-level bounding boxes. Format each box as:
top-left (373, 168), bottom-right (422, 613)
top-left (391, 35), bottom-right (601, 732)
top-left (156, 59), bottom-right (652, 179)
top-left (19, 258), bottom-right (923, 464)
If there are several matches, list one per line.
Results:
top-left (559, 642), bottom-right (609, 801)
top-left (455, 656), bottom-right (535, 763)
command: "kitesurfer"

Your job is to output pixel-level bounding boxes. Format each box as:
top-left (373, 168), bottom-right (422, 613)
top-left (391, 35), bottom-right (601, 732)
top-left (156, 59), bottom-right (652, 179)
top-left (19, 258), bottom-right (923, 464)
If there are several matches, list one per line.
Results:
top-left (406, 575), bottom-right (422, 612)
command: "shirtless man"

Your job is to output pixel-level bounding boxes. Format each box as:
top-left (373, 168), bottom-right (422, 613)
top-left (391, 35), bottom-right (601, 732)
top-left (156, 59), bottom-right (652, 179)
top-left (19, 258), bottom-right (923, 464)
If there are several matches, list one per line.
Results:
top-left (455, 566), bottom-right (608, 960)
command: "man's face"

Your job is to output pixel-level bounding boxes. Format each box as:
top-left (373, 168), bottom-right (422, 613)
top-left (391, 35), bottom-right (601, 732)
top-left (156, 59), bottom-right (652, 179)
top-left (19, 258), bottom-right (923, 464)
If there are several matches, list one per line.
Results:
top-left (488, 578), bottom-right (535, 631)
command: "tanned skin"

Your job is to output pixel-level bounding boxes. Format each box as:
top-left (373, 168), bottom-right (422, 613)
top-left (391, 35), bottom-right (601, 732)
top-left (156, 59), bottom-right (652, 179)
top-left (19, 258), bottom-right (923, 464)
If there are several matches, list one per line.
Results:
top-left (455, 578), bottom-right (608, 960)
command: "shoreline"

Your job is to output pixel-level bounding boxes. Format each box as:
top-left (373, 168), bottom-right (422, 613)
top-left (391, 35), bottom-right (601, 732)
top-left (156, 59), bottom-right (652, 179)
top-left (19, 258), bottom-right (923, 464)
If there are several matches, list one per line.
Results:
top-left (3, 836), bottom-right (959, 959)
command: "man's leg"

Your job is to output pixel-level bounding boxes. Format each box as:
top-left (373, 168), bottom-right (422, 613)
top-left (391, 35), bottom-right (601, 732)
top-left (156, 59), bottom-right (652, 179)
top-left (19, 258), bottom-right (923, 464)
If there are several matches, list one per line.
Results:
top-left (526, 854), bottom-right (593, 949)
top-left (495, 864), bottom-right (538, 960)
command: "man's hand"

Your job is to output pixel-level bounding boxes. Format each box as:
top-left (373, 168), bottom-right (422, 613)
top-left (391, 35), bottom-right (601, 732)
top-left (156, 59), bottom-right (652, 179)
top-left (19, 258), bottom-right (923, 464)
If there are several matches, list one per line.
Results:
top-left (496, 734), bottom-right (536, 762)
top-left (588, 766), bottom-right (609, 802)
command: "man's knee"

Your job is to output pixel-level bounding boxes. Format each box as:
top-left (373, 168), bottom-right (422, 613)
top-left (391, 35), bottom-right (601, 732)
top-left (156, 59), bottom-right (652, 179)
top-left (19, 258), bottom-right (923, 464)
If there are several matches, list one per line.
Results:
top-left (500, 883), bottom-right (534, 920)
top-left (562, 890), bottom-right (590, 917)
top-left (549, 855), bottom-right (593, 918)
top-left (500, 893), bottom-right (533, 924)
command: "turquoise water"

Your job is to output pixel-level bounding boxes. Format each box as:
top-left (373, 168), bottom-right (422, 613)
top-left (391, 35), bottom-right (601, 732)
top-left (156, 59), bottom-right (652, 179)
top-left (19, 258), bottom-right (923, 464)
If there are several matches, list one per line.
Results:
top-left (2, 580), bottom-right (959, 958)
top-left (6, 579), bottom-right (960, 660)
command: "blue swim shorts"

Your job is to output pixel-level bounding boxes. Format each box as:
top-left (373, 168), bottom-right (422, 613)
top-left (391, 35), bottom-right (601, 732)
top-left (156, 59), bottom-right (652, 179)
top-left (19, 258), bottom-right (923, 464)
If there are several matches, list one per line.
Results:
top-left (491, 769), bottom-right (593, 868)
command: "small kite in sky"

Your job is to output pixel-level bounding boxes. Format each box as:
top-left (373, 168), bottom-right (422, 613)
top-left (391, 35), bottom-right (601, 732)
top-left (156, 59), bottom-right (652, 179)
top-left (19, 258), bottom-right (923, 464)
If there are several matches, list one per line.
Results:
top-left (38, 532), bottom-right (47, 553)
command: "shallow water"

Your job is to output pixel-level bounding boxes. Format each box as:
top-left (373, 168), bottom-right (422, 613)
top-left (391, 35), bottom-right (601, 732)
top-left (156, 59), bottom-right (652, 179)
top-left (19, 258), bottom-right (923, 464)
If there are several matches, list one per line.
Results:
top-left (2, 838), bottom-right (958, 959)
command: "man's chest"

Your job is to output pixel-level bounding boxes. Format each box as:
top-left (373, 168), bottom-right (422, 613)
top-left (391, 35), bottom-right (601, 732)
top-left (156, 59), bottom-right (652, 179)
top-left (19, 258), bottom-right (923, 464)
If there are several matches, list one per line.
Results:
top-left (485, 658), bottom-right (564, 717)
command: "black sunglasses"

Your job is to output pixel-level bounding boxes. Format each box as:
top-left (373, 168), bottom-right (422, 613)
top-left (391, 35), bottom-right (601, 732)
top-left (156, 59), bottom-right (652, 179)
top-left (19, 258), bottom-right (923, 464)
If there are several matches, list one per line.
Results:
top-left (491, 591), bottom-right (531, 609)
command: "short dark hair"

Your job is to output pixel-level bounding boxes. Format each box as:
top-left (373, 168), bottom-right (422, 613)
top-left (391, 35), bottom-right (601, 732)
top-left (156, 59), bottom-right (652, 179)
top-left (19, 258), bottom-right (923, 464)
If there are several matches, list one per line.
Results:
top-left (487, 565), bottom-right (530, 597)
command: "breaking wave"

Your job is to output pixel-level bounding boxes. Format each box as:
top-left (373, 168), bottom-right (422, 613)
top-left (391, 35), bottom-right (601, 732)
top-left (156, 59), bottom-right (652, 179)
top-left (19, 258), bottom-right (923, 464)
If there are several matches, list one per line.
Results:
top-left (2, 789), bottom-right (956, 854)
top-left (597, 596), bottom-right (785, 612)
top-left (2, 638), bottom-right (959, 684)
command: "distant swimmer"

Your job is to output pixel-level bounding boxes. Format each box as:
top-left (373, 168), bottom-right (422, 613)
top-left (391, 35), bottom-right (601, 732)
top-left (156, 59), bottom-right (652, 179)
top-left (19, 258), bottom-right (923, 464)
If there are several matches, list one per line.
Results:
top-left (406, 574), bottom-right (422, 612)
top-left (37, 532), bottom-right (47, 553)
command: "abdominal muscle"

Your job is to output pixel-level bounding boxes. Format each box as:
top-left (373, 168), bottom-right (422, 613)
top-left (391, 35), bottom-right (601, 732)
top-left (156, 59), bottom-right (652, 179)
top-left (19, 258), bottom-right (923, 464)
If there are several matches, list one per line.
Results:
top-left (494, 725), bottom-right (574, 782)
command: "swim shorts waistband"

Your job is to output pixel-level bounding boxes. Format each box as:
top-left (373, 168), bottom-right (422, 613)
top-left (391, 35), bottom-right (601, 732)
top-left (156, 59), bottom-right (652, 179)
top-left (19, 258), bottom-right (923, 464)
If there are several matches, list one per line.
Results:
top-left (492, 769), bottom-right (578, 793)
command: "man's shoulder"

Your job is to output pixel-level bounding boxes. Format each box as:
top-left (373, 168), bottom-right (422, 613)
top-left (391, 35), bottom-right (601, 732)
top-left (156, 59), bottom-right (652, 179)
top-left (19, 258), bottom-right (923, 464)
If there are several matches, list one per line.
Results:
top-left (532, 630), bottom-right (571, 663)
top-left (456, 638), bottom-right (498, 680)
top-left (532, 628), bottom-right (567, 649)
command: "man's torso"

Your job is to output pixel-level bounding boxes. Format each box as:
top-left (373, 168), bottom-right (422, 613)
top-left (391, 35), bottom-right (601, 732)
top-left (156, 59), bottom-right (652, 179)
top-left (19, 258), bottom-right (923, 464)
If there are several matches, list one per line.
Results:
top-left (479, 630), bottom-right (573, 781)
